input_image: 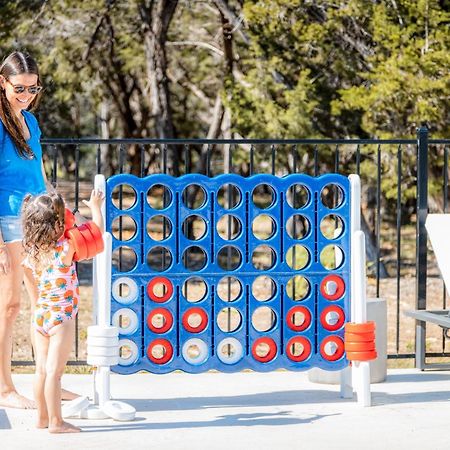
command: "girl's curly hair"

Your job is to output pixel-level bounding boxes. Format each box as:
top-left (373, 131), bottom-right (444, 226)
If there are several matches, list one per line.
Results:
top-left (22, 192), bottom-right (65, 271)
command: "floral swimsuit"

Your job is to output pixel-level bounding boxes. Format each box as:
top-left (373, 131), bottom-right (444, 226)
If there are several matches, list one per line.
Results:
top-left (33, 239), bottom-right (80, 336)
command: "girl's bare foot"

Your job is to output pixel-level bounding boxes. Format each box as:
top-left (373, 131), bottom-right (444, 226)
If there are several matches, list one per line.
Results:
top-left (61, 388), bottom-right (80, 401)
top-left (0, 391), bottom-right (36, 409)
top-left (36, 418), bottom-right (48, 429)
top-left (48, 421), bottom-right (81, 434)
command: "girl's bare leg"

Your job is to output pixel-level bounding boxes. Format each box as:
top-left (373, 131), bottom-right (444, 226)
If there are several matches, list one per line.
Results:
top-left (0, 242), bottom-right (35, 409)
top-left (33, 330), bottom-right (49, 428)
top-left (24, 267), bottom-right (79, 402)
top-left (45, 319), bottom-right (80, 433)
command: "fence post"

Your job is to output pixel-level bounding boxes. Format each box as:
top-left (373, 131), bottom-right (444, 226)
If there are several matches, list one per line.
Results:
top-left (415, 125), bottom-right (429, 370)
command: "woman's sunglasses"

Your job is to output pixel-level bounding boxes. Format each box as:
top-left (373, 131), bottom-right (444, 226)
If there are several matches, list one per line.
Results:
top-left (6, 79), bottom-right (43, 95)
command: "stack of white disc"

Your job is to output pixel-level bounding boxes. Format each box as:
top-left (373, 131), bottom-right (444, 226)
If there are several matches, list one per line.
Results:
top-left (87, 325), bottom-right (119, 366)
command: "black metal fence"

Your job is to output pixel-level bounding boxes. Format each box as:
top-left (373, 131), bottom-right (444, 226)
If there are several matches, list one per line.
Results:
top-left (12, 129), bottom-right (450, 367)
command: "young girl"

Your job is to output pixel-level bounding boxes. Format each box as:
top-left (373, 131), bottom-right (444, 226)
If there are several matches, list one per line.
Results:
top-left (22, 189), bottom-right (104, 433)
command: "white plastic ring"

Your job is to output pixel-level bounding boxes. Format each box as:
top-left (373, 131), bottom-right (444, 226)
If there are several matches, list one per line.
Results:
top-left (181, 338), bottom-right (208, 365)
top-left (87, 355), bottom-right (120, 366)
top-left (87, 336), bottom-right (119, 347)
top-left (217, 337), bottom-right (244, 365)
top-left (112, 308), bottom-right (139, 335)
top-left (87, 346), bottom-right (119, 357)
top-left (61, 396), bottom-right (90, 418)
top-left (88, 325), bottom-right (119, 338)
top-left (102, 400), bottom-right (136, 421)
top-left (118, 339), bottom-right (139, 367)
top-left (112, 277), bottom-right (139, 305)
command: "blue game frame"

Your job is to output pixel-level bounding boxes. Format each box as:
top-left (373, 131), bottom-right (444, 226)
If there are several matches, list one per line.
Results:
top-left (106, 173), bottom-right (351, 374)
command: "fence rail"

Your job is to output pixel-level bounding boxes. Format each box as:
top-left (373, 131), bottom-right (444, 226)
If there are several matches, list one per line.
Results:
top-left (12, 130), bottom-right (450, 367)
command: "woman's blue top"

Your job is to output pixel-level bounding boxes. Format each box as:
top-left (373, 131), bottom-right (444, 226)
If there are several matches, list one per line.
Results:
top-left (0, 110), bottom-right (46, 217)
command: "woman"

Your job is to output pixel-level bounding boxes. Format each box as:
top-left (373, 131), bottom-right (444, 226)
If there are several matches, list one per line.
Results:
top-left (0, 51), bottom-right (47, 408)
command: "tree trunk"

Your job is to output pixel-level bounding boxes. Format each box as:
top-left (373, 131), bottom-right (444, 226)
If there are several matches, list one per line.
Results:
top-left (138, 0), bottom-right (180, 175)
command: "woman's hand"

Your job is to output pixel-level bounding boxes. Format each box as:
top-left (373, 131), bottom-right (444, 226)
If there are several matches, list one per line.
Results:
top-left (0, 246), bottom-right (11, 275)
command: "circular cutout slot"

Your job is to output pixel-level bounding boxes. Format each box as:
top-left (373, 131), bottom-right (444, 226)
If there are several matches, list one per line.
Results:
top-left (112, 246), bottom-right (138, 273)
top-left (320, 214), bottom-right (345, 240)
top-left (182, 277), bottom-right (207, 303)
top-left (182, 184), bottom-right (207, 209)
top-left (320, 306), bottom-right (345, 331)
top-left (321, 184), bottom-right (345, 209)
top-left (147, 184), bottom-right (172, 210)
top-left (286, 275), bottom-right (310, 301)
top-left (252, 306), bottom-right (276, 332)
top-left (182, 246), bottom-right (207, 271)
top-left (217, 338), bottom-right (244, 365)
top-left (181, 338), bottom-right (208, 365)
top-left (182, 307), bottom-right (208, 333)
top-left (217, 307), bottom-right (242, 332)
top-left (286, 214), bottom-right (310, 240)
top-left (286, 245), bottom-right (310, 270)
top-left (112, 215), bottom-right (137, 241)
top-left (252, 214), bottom-right (276, 240)
top-left (112, 308), bottom-right (139, 335)
top-left (216, 214), bottom-right (242, 240)
top-left (217, 246), bottom-right (242, 271)
top-left (146, 246), bottom-right (173, 272)
top-left (217, 184), bottom-right (242, 209)
top-left (286, 306), bottom-right (312, 332)
top-left (112, 277), bottom-right (139, 305)
top-left (320, 275), bottom-right (345, 300)
top-left (182, 215), bottom-right (207, 240)
top-left (147, 215), bottom-right (172, 241)
top-left (118, 339), bottom-right (139, 366)
top-left (147, 308), bottom-right (173, 333)
top-left (112, 184), bottom-right (137, 211)
top-left (252, 245), bottom-right (276, 270)
top-left (320, 336), bottom-right (345, 361)
top-left (320, 244), bottom-right (344, 270)
top-left (147, 277), bottom-right (173, 303)
top-left (252, 184), bottom-right (276, 209)
top-left (287, 184), bottom-right (310, 209)
top-left (286, 337), bottom-right (312, 362)
top-left (252, 337), bottom-right (277, 363)
top-left (217, 276), bottom-right (242, 302)
top-left (147, 339), bottom-right (173, 364)
top-left (251, 275), bottom-right (276, 302)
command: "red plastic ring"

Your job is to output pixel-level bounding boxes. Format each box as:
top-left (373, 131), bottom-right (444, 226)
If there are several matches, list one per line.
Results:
top-left (147, 277), bottom-right (174, 303)
top-left (320, 335), bottom-right (345, 361)
top-left (320, 305), bottom-right (345, 331)
top-left (86, 222), bottom-right (104, 254)
top-left (286, 336), bottom-right (311, 362)
top-left (66, 227), bottom-right (88, 261)
top-left (79, 225), bottom-right (97, 259)
top-left (345, 341), bottom-right (376, 352)
top-left (147, 339), bottom-right (173, 364)
top-left (286, 306), bottom-right (312, 332)
top-left (344, 331), bottom-right (376, 342)
top-left (320, 275), bottom-right (345, 300)
top-left (346, 350), bottom-right (378, 361)
top-left (251, 337), bottom-right (277, 363)
top-left (147, 308), bottom-right (174, 334)
top-left (64, 208), bottom-right (76, 232)
top-left (182, 307), bottom-right (208, 333)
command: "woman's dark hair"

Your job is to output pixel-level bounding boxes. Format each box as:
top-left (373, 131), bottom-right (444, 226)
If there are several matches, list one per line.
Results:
top-left (0, 51), bottom-right (42, 158)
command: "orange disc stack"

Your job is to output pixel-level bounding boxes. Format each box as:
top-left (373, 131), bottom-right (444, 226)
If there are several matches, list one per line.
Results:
top-left (344, 321), bottom-right (377, 361)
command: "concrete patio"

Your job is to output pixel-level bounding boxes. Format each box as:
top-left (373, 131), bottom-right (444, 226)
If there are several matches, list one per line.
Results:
top-left (2, 369), bottom-right (450, 449)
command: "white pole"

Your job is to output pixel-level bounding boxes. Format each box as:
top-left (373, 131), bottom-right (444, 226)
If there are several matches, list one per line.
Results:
top-left (349, 174), bottom-right (371, 406)
top-left (93, 174), bottom-right (111, 407)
